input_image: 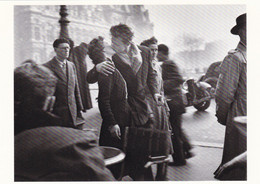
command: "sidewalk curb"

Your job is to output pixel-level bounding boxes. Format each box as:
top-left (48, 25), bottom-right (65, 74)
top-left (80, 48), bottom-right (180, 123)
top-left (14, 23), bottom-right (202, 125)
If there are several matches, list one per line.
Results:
top-left (191, 141), bottom-right (223, 149)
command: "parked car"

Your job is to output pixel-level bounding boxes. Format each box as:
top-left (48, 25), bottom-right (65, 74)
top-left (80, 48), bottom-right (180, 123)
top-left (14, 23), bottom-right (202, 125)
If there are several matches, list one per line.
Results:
top-left (198, 61), bottom-right (222, 89)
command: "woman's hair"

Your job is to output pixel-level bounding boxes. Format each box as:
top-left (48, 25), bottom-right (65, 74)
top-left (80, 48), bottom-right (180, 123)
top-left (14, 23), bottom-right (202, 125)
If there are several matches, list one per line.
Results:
top-left (88, 36), bottom-right (106, 65)
top-left (158, 44), bottom-right (169, 56)
top-left (110, 24), bottom-right (134, 44)
top-left (140, 36), bottom-right (158, 47)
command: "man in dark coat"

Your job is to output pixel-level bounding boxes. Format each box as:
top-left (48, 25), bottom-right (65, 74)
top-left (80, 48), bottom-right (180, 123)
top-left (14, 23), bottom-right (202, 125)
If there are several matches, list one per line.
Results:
top-left (69, 42), bottom-right (93, 111)
top-left (158, 44), bottom-right (193, 166)
top-left (43, 38), bottom-right (84, 129)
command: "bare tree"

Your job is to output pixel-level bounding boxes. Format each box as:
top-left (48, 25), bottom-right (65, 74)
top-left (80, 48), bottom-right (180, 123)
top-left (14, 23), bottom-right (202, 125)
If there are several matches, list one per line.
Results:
top-left (175, 33), bottom-right (204, 52)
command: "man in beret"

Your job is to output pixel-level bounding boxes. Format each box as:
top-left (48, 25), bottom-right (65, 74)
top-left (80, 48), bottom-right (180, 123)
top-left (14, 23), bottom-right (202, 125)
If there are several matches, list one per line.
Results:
top-left (214, 13), bottom-right (247, 180)
top-left (43, 38), bottom-right (84, 129)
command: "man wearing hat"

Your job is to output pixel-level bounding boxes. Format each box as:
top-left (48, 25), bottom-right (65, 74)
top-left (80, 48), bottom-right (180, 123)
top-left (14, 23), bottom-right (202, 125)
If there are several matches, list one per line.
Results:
top-left (214, 13), bottom-right (247, 180)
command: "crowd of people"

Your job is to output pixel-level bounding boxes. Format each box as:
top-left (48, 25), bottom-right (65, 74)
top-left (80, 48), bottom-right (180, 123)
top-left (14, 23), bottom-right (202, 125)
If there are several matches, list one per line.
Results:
top-left (14, 13), bottom-right (246, 181)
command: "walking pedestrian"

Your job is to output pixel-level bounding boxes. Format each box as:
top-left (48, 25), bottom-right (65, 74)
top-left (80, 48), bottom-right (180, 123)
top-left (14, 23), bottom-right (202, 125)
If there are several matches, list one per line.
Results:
top-left (158, 44), bottom-right (193, 166)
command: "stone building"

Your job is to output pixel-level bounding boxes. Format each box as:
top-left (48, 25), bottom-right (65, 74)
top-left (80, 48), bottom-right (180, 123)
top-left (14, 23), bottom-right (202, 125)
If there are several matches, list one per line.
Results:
top-left (14, 5), bottom-right (154, 66)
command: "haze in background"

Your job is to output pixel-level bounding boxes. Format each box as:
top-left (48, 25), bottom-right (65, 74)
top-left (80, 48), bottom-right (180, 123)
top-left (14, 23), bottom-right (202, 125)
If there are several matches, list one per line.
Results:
top-left (145, 4), bottom-right (246, 73)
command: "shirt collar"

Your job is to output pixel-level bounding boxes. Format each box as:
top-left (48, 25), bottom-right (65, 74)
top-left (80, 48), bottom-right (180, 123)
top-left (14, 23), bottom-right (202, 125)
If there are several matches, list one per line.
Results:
top-left (55, 57), bottom-right (67, 66)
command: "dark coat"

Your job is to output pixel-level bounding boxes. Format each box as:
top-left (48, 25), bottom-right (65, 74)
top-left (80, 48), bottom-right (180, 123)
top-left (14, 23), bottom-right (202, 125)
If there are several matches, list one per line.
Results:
top-left (98, 69), bottom-right (131, 148)
top-left (15, 126), bottom-right (115, 181)
top-left (43, 57), bottom-right (83, 127)
top-left (70, 44), bottom-right (93, 110)
top-left (112, 46), bottom-right (159, 126)
top-left (161, 60), bottom-right (185, 115)
top-left (86, 46), bottom-right (158, 126)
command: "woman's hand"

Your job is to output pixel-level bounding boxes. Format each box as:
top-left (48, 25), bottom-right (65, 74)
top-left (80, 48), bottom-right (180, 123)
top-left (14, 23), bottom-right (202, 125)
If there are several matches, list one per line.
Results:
top-left (109, 124), bottom-right (121, 140)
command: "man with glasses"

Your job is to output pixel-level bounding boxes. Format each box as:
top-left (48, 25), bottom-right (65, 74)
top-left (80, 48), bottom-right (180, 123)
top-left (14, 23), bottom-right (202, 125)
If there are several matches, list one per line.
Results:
top-left (43, 38), bottom-right (84, 129)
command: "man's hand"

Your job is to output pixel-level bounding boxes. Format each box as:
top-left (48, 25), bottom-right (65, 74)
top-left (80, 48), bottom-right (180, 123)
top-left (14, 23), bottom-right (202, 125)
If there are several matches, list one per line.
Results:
top-left (215, 103), bottom-right (229, 125)
top-left (154, 93), bottom-right (164, 105)
top-left (109, 124), bottom-right (121, 140)
top-left (96, 61), bottom-right (115, 76)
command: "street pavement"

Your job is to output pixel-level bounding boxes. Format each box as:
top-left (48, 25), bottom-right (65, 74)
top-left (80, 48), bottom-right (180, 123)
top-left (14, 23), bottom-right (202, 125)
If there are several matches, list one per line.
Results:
top-left (82, 89), bottom-right (225, 181)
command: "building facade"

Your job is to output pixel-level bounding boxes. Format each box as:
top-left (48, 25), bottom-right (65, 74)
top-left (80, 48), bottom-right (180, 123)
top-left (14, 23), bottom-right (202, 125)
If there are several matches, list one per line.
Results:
top-left (14, 5), bottom-right (154, 66)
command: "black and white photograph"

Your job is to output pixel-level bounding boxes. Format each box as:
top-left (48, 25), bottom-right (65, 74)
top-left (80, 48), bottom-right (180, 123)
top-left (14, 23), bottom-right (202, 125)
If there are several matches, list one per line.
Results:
top-left (1, 0), bottom-right (259, 183)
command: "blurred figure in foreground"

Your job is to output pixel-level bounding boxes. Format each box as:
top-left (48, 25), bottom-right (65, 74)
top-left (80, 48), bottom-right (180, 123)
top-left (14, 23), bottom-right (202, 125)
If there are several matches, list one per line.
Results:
top-left (215, 13), bottom-right (247, 180)
top-left (14, 63), bottom-right (115, 181)
top-left (14, 63), bottom-right (60, 134)
top-left (157, 44), bottom-right (193, 166)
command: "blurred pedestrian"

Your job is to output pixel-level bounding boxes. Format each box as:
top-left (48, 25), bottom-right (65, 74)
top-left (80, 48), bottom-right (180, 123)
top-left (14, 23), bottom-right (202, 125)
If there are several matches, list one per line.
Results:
top-left (158, 44), bottom-right (193, 166)
top-left (14, 63), bottom-right (115, 181)
top-left (43, 38), bottom-right (84, 129)
top-left (215, 13), bottom-right (246, 180)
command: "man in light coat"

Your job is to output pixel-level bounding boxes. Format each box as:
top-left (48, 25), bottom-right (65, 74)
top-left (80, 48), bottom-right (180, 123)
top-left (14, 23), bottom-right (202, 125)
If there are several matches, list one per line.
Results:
top-left (214, 13), bottom-right (247, 180)
top-left (44, 38), bottom-right (84, 129)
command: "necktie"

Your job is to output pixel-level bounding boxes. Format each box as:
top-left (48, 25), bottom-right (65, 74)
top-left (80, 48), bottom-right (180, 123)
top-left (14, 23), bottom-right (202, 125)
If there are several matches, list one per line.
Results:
top-left (61, 62), bottom-right (66, 75)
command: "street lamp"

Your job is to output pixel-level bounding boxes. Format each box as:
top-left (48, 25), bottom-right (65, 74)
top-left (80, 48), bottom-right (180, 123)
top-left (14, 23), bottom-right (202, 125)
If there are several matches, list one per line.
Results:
top-left (59, 5), bottom-right (70, 40)
top-left (59, 5), bottom-right (74, 56)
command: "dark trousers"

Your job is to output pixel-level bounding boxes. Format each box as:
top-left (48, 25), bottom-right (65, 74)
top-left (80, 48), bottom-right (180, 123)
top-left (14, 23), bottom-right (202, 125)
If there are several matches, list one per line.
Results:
top-left (168, 102), bottom-right (191, 163)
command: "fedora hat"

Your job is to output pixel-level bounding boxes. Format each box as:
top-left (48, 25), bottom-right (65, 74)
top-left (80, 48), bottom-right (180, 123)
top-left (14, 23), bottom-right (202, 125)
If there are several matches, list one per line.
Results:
top-left (231, 13), bottom-right (246, 35)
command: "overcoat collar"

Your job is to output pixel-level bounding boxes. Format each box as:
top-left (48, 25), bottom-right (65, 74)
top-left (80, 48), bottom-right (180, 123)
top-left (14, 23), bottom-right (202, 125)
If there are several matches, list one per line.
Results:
top-left (48, 57), bottom-right (67, 82)
top-left (237, 41), bottom-right (247, 63)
